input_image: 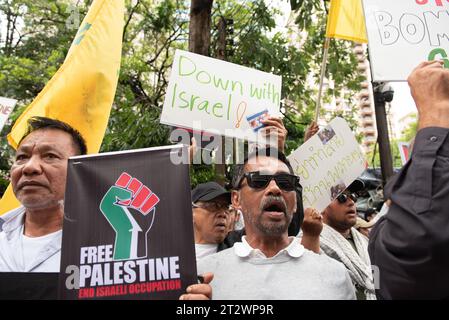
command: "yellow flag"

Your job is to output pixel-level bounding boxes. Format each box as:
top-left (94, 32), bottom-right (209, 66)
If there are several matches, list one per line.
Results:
top-left (1, 0), bottom-right (124, 215)
top-left (0, 185), bottom-right (21, 213)
top-left (325, 0), bottom-right (368, 43)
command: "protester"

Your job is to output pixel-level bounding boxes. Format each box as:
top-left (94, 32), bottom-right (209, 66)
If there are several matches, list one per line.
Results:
top-left (320, 179), bottom-right (376, 300)
top-left (191, 182), bottom-right (232, 259)
top-left (369, 60), bottom-right (449, 299)
top-left (0, 117), bottom-right (87, 272)
top-left (181, 148), bottom-right (355, 300)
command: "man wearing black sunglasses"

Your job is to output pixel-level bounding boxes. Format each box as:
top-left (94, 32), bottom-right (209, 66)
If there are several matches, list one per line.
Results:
top-left (191, 148), bottom-right (355, 300)
top-left (320, 179), bottom-right (376, 300)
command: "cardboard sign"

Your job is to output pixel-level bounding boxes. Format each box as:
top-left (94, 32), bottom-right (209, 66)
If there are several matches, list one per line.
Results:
top-left (59, 145), bottom-right (197, 300)
top-left (363, 0), bottom-right (449, 81)
top-left (160, 49), bottom-right (282, 142)
top-left (288, 118), bottom-right (366, 212)
top-left (398, 141), bottom-right (411, 165)
top-left (0, 97), bottom-right (17, 132)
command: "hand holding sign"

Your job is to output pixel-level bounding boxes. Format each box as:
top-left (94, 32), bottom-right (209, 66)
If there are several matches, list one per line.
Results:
top-left (260, 116), bottom-right (288, 152)
top-left (179, 272), bottom-right (213, 300)
top-left (304, 121), bottom-right (319, 142)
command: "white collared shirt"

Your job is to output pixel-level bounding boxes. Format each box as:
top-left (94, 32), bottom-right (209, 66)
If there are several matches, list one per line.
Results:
top-left (234, 236), bottom-right (304, 259)
top-left (0, 206), bottom-right (62, 272)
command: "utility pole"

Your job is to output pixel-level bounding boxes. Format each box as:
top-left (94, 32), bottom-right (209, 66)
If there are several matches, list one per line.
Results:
top-left (373, 82), bottom-right (394, 186)
top-left (214, 16), bottom-right (227, 186)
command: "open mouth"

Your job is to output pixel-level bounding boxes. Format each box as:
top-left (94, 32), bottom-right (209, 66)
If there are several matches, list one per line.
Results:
top-left (262, 199), bottom-right (287, 217)
top-left (215, 221), bottom-right (227, 230)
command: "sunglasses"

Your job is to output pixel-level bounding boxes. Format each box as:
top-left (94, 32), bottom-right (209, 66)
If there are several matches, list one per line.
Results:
top-left (192, 201), bottom-right (230, 212)
top-left (336, 192), bottom-right (358, 204)
top-left (237, 171), bottom-right (301, 192)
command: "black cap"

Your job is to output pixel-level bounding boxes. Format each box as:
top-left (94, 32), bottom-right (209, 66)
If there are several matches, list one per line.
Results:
top-left (346, 179), bottom-right (365, 193)
top-left (191, 182), bottom-right (231, 203)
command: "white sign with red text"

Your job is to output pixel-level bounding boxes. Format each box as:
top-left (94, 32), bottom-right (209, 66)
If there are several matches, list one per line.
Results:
top-left (363, 0), bottom-right (449, 81)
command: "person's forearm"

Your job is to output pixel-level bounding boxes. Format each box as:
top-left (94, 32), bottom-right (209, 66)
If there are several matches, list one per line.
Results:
top-left (418, 102), bottom-right (449, 129)
top-left (369, 127), bottom-right (449, 299)
top-left (301, 235), bottom-right (320, 253)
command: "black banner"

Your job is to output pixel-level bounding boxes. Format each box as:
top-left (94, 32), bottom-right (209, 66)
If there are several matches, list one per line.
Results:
top-left (59, 145), bottom-right (196, 300)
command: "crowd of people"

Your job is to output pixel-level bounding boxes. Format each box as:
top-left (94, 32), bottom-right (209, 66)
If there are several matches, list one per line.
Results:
top-left (1, 60), bottom-right (448, 300)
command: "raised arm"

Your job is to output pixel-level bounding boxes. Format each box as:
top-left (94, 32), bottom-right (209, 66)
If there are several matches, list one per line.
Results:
top-left (368, 60), bottom-right (449, 299)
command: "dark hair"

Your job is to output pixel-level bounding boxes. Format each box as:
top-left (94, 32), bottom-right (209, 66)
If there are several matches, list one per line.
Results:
top-left (20, 116), bottom-right (87, 155)
top-left (231, 147), bottom-right (295, 190)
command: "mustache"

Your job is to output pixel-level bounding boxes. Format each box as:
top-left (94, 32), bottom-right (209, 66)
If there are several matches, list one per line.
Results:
top-left (260, 195), bottom-right (287, 214)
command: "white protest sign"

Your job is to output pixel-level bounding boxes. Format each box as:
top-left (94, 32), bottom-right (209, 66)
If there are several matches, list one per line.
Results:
top-left (0, 97), bottom-right (17, 132)
top-left (288, 117), bottom-right (367, 212)
top-left (160, 49), bottom-right (282, 142)
top-left (362, 0), bottom-right (449, 81)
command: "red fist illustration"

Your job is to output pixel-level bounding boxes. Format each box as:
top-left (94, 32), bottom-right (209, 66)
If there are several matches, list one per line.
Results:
top-left (115, 172), bottom-right (160, 215)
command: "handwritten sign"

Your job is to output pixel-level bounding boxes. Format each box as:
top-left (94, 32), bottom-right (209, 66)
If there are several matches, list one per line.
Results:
top-left (0, 97), bottom-right (17, 132)
top-left (288, 118), bottom-right (366, 212)
top-left (362, 0), bottom-right (449, 81)
top-left (160, 50), bottom-right (282, 142)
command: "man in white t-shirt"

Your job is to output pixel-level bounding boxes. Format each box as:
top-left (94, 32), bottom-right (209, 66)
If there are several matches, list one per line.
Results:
top-left (180, 148), bottom-right (355, 300)
top-left (0, 117), bottom-right (87, 272)
top-left (191, 182), bottom-right (232, 259)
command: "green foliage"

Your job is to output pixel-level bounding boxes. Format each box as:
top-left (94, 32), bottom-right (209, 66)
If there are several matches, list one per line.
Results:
top-left (367, 140), bottom-right (403, 169)
top-left (400, 114), bottom-right (417, 143)
top-left (366, 114), bottom-right (417, 169)
top-left (0, 0), bottom-right (363, 195)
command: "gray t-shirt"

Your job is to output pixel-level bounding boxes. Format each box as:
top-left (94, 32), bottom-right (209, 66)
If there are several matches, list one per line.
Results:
top-left (197, 237), bottom-right (355, 300)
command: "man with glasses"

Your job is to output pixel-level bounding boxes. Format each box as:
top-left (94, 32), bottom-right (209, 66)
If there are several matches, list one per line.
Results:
top-left (320, 179), bottom-right (376, 300)
top-left (191, 182), bottom-right (232, 259)
top-left (182, 148), bottom-right (355, 300)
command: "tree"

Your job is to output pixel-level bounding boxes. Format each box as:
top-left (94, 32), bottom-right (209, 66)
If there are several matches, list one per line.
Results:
top-left (189, 0), bottom-right (212, 55)
top-left (0, 0), bottom-right (363, 195)
top-left (400, 113), bottom-right (418, 143)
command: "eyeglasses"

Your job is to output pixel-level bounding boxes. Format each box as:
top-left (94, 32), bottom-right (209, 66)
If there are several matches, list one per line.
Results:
top-left (237, 171), bottom-right (301, 192)
top-left (336, 192), bottom-right (357, 204)
top-left (192, 201), bottom-right (230, 212)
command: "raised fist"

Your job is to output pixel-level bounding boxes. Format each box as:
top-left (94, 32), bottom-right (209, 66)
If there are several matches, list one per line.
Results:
top-left (100, 173), bottom-right (160, 260)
